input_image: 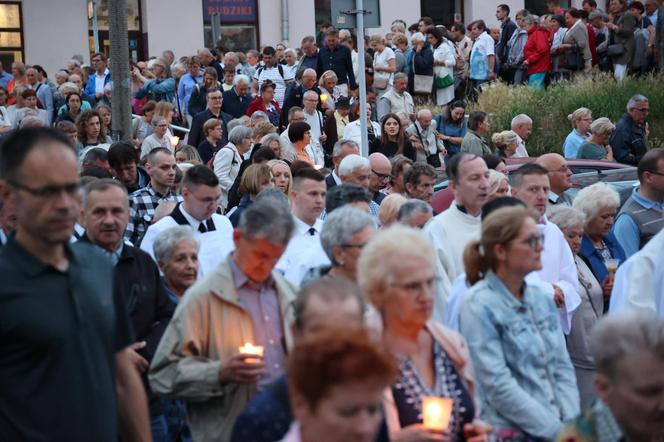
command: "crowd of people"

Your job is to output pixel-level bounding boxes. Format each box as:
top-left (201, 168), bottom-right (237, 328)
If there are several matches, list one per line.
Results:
top-left (0, 1), bottom-right (663, 442)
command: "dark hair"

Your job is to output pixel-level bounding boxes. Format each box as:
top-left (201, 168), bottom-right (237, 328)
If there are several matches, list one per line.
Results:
top-left (260, 80), bottom-right (276, 94)
top-left (551, 14), bottom-right (565, 27)
top-left (0, 127), bottom-right (72, 182)
top-left (80, 166), bottom-right (112, 179)
top-left (33, 65), bottom-right (47, 78)
top-left (450, 23), bottom-right (466, 34)
top-left (262, 45), bottom-right (276, 56)
top-left (582, 0), bottom-right (597, 6)
top-left (481, 196), bottom-right (526, 221)
top-left (408, 23), bottom-right (419, 33)
top-left (251, 146), bottom-right (278, 164)
top-left (325, 184), bottom-right (372, 213)
top-left (426, 26), bottom-right (445, 47)
top-left (444, 100), bottom-right (466, 126)
top-left (483, 153), bottom-right (504, 170)
top-left (471, 20), bottom-right (487, 31)
top-left (203, 66), bottom-right (218, 80)
top-left (637, 148), bottom-right (664, 182)
top-left (380, 113), bottom-right (406, 154)
top-left (288, 121), bottom-right (311, 143)
top-left (498, 4), bottom-right (510, 14)
top-left (419, 16), bottom-right (434, 26)
top-left (567, 8), bottom-right (583, 18)
top-left (293, 166), bottom-right (325, 186)
top-left (467, 111), bottom-right (487, 131)
top-left (293, 277), bottom-right (365, 330)
top-left (629, 1), bottom-right (645, 13)
top-left (66, 91), bottom-right (82, 106)
top-left (76, 109), bottom-right (104, 143)
top-left (141, 100), bottom-right (157, 115)
top-left (403, 163), bottom-right (437, 188)
top-left (447, 153), bottom-right (481, 182)
top-left (21, 88), bottom-right (36, 99)
top-left (82, 178), bottom-right (127, 202)
top-left (92, 52), bottom-right (107, 62)
top-left (146, 147), bottom-right (173, 165)
top-left (579, 10), bottom-right (589, 19)
top-left (182, 164), bottom-right (219, 188)
top-left (511, 163), bottom-right (550, 188)
top-left (81, 147), bottom-right (108, 168)
top-left (107, 141), bottom-right (139, 169)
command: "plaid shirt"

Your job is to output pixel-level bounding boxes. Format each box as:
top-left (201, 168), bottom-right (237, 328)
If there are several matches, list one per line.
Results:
top-left (125, 184), bottom-right (183, 246)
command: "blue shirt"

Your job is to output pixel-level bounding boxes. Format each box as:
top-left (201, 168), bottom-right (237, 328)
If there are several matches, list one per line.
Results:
top-left (578, 232), bottom-right (626, 284)
top-left (177, 72), bottom-right (203, 116)
top-left (459, 271), bottom-right (580, 440)
top-left (0, 71), bottom-right (12, 89)
top-left (612, 187), bottom-right (664, 258)
top-left (563, 129), bottom-right (589, 158)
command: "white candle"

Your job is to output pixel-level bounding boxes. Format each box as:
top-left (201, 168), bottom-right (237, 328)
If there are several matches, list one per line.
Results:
top-left (238, 342), bottom-right (264, 360)
top-left (422, 396), bottom-right (453, 430)
top-left (320, 93), bottom-right (329, 103)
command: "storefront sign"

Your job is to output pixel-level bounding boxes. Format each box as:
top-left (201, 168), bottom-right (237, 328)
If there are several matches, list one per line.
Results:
top-left (203, 0), bottom-right (257, 23)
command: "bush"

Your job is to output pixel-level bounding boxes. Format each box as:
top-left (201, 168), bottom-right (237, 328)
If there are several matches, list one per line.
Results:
top-left (465, 72), bottom-right (664, 156)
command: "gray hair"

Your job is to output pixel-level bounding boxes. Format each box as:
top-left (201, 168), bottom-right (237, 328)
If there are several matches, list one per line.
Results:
top-left (393, 72), bottom-right (408, 83)
top-left (627, 94), bottom-right (648, 111)
top-left (522, 15), bottom-right (538, 26)
top-left (410, 32), bottom-right (425, 43)
top-left (396, 199), bottom-right (432, 222)
top-left (59, 82), bottom-right (80, 95)
top-left (226, 118), bottom-right (245, 133)
top-left (591, 310), bottom-right (664, 380)
top-left (546, 205), bottom-right (586, 232)
top-left (303, 90), bottom-right (318, 100)
top-left (237, 198), bottom-right (295, 245)
top-left (255, 187), bottom-right (291, 207)
top-left (260, 133), bottom-right (281, 146)
top-left (151, 115), bottom-right (166, 128)
top-left (332, 139), bottom-right (359, 157)
top-left (250, 110), bottom-right (269, 124)
top-left (19, 116), bottom-right (45, 129)
top-left (588, 10), bottom-right (608, 21)
top-left (228, 125), bottom-right (253, 145)
top-left (54, 70), bottom-right (69, 81)
top-left (339, 154), bottom-right (370, 177)
top-left (320, 206), bottom-right (376, 263)
top-left (153, 226), bottom-right (200, 263)
top-left (511, 113), bottom-right (532, 128)
top-left (572, 182), bottom-right (620, 226)
top-left (284, 48), bottom-right (297, 57)
top-left (233, 74), bottom-right (250, 86)
top-left (590, 117), bottom-right (615, 136)
top-left (301, 35), bottom-right (315, 44)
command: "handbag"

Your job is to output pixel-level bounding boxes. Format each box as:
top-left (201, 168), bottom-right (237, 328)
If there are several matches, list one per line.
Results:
top-left (373, 75), bottom-right (389, 89)
top-left (564, 43), bottom-right (584, 71)
top-left (412, 55), bottom-right (433, 94)
top-left (435, 74), bottom-right (454, 89)
top-left (607, 43), bottom-right (625, 56)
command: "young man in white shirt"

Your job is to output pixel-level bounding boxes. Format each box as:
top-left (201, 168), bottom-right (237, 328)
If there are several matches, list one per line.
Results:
top-left (468, 20), bottom-right (496, 100)
top-left (253, 46), bottom-right (294, 108)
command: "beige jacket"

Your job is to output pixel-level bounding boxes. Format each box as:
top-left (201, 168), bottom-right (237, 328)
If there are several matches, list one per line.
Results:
top-left (149, 257), bottom-right (297, 442)
top-left (383, 321), bottom-right (480, 437)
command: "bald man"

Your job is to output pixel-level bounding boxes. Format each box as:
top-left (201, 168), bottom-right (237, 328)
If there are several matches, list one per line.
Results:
top-left (536, 153), bottom-right (574, 205)
top-left (368, 152), bottom-right (392, 205)
top-left (281, 68), bottom-right (321, 128)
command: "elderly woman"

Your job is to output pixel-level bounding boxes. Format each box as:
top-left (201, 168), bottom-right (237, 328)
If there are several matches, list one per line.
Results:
top-left (133, 57), bottom-right (176, 103)
top-left (260, 133), bottom-right (283, 159)
top-left (547, 205), bottom-right (604, 409)
top-left (606, 0), bottom-right (636, 81)
top-left (378, 193), bottom-right (408, 227)
top-left (370, 35), bottom-right (397, 98)
top-left (491, 130), bottom-right (519, 158)
top-left (572, 182), bottom-right (625, 298)
top-left (246, 81), bottom-right (281, 127)
top-left (284, 328), bottom-right (398, 442)
top-left (459, 207), bottom-right (580, 440)
top-left (576, 117), bottom-right (615, 161)
top-left (408, 32), bottom-right (434, 103)
top-left (214, 125), bottom-right (253, 212)
top-left (153, 226), bottom-right (200, 303)
top-left (523, 14), bottom-right (552, 90)
top-left (141, 115), bottom-right (174, 159)
top-left (228, 164), bottom-right (274, 227)
top-left (357, 225), bottom-right (492, 441)
top-left (132, 100), bottom-right (156, 148)
top-left (506, 10), bottom-right (529, 85)
top-left (487, 169), bottom-right (509, 200)
top-left (563, 108), bottom-right (593, 158)
top-left (318, 70), bottom-right (341, 111)
top-left (385, 154), bottom-right (413, 195)
top-left (288, 121), bottom-right (316, 166)
top-left (267, 159), bottom-right (292, 197)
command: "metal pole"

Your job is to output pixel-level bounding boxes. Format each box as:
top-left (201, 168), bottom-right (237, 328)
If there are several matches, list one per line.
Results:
top-left (355, 0), bottom-right (369, 158)
top-left (109, 0), bottom-right (132, 142)
top-left (211, 13), bottom-right (220, 46)
top-left (92, 0), bottom-right (99, 54)
top-left (281, 0), bottom-right (290, 46)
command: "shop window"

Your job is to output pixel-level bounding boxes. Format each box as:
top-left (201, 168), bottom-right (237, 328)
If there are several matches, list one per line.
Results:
top-left (420, 0), bottom-right (458, 26)
top-left (203, 0), bottom-right (258, 53)
top-left (0, 2), bottom-right (23, 67)
top-left (525, 0), bottom-right (571, 16)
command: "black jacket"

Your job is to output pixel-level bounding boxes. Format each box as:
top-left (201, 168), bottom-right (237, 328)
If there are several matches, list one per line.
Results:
top-left (187, 82), bottom-right (222, 117)
top-left (317, 44), bottom-right (357, 89)
top-left (610, 113), bottom-right (649, 166)
top-left (222, 87), bottom-right (251, 119)
top-left (188, 108), bottom-right (233, 149)
top-left (497, 18), bottom-right (518, 63)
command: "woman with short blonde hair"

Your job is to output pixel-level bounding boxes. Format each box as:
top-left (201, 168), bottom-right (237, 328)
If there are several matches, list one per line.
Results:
top-left (377, 193), bottom-right (408, 227)
top-left (228, 163), bottom-right (274, 227)
top-left (267, 159), bottom-right (292, 197)
top-left (491, 130), bottom-right (519, 158)
top-left (564, 107), bottom-right (593, 158)
top-left (577, 117), bottom-right (615, 161)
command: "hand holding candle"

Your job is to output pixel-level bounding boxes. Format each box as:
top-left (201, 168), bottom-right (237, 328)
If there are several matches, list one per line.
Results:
top-left (422, 396), bottom-right (453, 431)
top-left (239, 342), bottom-right (264, 362)
top-left (606, 259), bottom-right (619, 283)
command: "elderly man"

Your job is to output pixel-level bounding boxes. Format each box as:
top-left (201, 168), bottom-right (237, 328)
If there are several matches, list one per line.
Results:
top-left (511, 163), bottom-right (581, 333)
top-left (302, 89), bottom-right (326, 152)
top-left (125, 147), bottom-right (183, 246)
top-left (557, 311), bottom-right (664, 440)
top-left (221, 74), bottom-right (251, 119)
top-left (406, 109), bottom-right (446, 166)
top-left (613, 149), bottom-right (664, 257)
top-left (368, 152), bottom-right (392, 205)
top-left (80, 179), bottom-right (175, 439)
top-left (298, 36), bottom-right (319, 75)
top-left (397, 199), bottom-right (433, 228)
top-left (425, 154), bottom-right (489, 291)
top-left (223, 52), bottom-right (244, 75)
top-left (610, 95), bottom-right (650, 166)
top-left (404, 162), bottom-right (438, 204)
top-left (197, 47), bottom-right (224, 79)
top-left (188, 88), bottom-right (233, 148)
top-left (511, 113), bottom-right (532, 157)
top-left (326, 139), bottom-right (360, 189)
top-left (140, 165), bottom-right (235, 275)
top-left (149, 198), bottom-right (297, 442)
top-left (281, 68), bottom-right (320, 127)
top-left (337, 154), bottom-right (380, 217)
top-left (0, 128), bottom-right (149, 440)
top-left (537, 153), bottom-right (574, 205)
top-left (280, 106), bottom-right (306, 162)
top-left (376, 72), bottom-right (414, 121)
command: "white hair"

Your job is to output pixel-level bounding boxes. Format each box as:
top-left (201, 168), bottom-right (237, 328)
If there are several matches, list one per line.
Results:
top-left (511, 114), bottom-right (532, 128)
top-left (339, 154), bottom-right (370, 177)
top-left (627, 94), bottom-right (648, 111)
top-left (572, 182), bottom-right (620, 226)
top-left (59, 82), bottom-right (80, 95)
top-left (153, 226), bottom-right (200, 263)
top-left (590, 117), bottom-right (615, 136)
top-left (410, 32), bottom-right (426, 43)
top-left (233, 74), bottom-right (250, 86)
top-left (284, 48), bottom-right (297, 57)
top-left (546, 205), bottom-right (587, 232)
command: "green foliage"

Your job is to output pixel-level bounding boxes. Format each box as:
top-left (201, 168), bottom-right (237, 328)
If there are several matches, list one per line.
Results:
top-left (465, 73), bottom-right (664, 156)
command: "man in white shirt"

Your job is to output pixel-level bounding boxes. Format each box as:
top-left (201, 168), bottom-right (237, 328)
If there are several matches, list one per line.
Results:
top-left (275, 168), bottom-right (327, 274)
top-left (468, 20), bottom-right (496, 99)
top-left (425, 153), bottom-right (489, 319)
top-left (253, 46), bottom-right (293, 107)
top-left (511, 114), bottom-right (533, 157)
top-left (140, 165), bottom-right (234, 276)
top-left (343, 105), bottom-right (381, 146)
top-left (511, 163), bottom-right (581, 333)
top-left (302, 90), bottom-right (326, 156)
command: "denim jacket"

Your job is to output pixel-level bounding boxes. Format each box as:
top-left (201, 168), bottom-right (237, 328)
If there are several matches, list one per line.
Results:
top-left (459, 272), bottom-right (580, 440)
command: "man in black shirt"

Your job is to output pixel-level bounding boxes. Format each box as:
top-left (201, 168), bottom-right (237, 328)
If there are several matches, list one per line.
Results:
top-left (317, 27), bottom-right (357, 96)
top-left (0, 127), bottom-right (150, 441)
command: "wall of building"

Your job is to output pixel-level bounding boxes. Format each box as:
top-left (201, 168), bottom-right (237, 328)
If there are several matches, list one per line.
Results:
top-left (464, 0), bottom-right (523, 30)
top-left (21, 0), bottom-right (89, 76)
top-left (142, 0), bottom-right (204, 58)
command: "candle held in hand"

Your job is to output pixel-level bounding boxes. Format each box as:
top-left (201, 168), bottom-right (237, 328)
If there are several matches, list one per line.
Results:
top-left (422, 396), bottom-right (453, 430)
top-left (239, 342), bottom-right (264, 363)
top-left (320, 93), bottom-right (329, 103)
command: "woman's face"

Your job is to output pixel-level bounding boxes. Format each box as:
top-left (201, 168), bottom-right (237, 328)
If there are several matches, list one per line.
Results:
top-left (490, 178), bottom-right (510, 200)
top-left (99, 108), bottom-right (111, 127)
top-left (268, 140), bottom-right (282, 158)
top-left (154, 120), bottom-right (168, 137)
top-left (144, 109), bottom-right (154, 122)
top-left (175, 150), bottom-right (188, 163)
top-left (335, 226), bottom-right (375, 280)
top-left (595, 129), bottom-right (613, 146)
top-left (324, 76), bottom-right (337, 91)
top-left (86, 116), bottom-right (101, 140)
top-left (238, 137), bottom-right (253, 153)
top-left (11, 65), bottom-right (20, 77)
top-left (189, 63), bottom-right (200, 77)
top-left (384, 117), bottom-right (400, 138)
top-left (271, 163), bottom-right (290, 192)
top-left (500, 217), bottom-right (543, 276)
top-left (586, 206), bottom-right (616, 239)
top-left (161, 240), bottom-right (199, 294)
top-left (68, 95), bottom-right (81, 113)
top-left (426, 34), bottom-right (439, 47)
top-left (562, 224), bottom-right (585, 256)
top-left (392, 164), bottom-right (411, 193)
top-left (505, 143), bottom-right (517, 157)
top-left (450, 106), bottom-right (465, 122)
top-left (577, 113), bottom-right (593, 135)
top-left (380, 255), bottom-right (436, 328)
top-left (262, 87), bottom-right (275, 102)
top-left (0, 89), bottom-right (7, 105)
top-left (164, 110), bottom-right (173, 125)
top-left (296, 380), bottom-right (385, 442)
top-left (495, 161), bottom-right (507, 173)
top-left (208, 124), bottom-right (223, 141)
top-left (25, 96), bottom-right (37, 109)
top-left (203, 74), bottom-right (216, 88)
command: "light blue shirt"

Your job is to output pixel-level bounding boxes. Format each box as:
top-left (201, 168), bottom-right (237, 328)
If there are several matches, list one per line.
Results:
top-left (612, 187), bottom-right (664, 258)
top-left (563, 129), bottom-right (588, 158)
top-left (177, 72), bottom-right (203, 116)
top-left (459, 271), bottom-right (579, 440)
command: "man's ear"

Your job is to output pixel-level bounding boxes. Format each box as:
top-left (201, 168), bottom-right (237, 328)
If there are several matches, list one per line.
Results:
top-left (595, 372), bottom-right (611, 401)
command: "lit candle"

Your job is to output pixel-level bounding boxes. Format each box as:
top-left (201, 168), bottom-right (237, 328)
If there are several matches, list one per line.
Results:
top-left (238, 342), bottom-right (264, 362)
top-left (169, 135), bottom-right (180, 147)
top-left (320, 93), bottom-right (329, 103)
top-left (606, 259), bottom-right (620, 282)
top-left (422, 396), bottom-right (453, 430)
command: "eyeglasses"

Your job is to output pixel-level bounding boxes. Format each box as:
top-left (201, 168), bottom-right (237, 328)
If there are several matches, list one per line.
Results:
top-left (340, 243), bottom-right (367, 250)
top-left (646, 170), bottom-right (664, 177)
top-left (208, 96), bottom-right (223, 100)
top-left (390, 276), bottom-right (440, 294)
top-left (519, 233), bottom-right (545, 249)
top-left (551, 164), bottom-right (569, 173)
top-left (633, 107), bottom-right (650, 113)
top-left (9, 180), bottom-right (80, 199)
top-left (371, 169), bottom-right (391, 181)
